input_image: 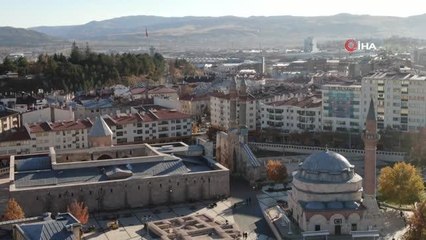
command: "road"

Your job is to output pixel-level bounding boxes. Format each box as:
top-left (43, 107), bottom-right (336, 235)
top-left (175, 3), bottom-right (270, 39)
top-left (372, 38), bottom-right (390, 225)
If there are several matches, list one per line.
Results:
top-left (229, 177), bottom-right (274, 239)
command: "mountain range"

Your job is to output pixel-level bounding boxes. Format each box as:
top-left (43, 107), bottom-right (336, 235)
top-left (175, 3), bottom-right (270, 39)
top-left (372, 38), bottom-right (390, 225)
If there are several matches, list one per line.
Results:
top-left (2, 14), bottom-right (426, 49)
top-left (0, 27), bottom-right (64, 47)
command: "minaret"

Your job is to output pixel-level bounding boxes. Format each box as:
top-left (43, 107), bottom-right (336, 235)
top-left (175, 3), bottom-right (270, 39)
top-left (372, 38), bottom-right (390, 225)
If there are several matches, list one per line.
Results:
top-left (239, 78), bottom-right (248, 143)
top-left (363, 99), bottom-right (378, 196)
top-left (239, 79), bottom-right (247, 128)
top-left (229, 77), bottom-right (238, 129)
top-left (361, 98), bottom-right (382, 228)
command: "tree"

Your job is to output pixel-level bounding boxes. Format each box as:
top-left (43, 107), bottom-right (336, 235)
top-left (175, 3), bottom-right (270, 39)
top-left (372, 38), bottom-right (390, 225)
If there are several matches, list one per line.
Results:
top-left (409, 128), bottom-right (426, 166)
top-left (266, 160), bottom-right (288, 183)
top-left (404, 201), bottom-right (426, 240)
top-left (2, 198), bottom-right (25, 221)
top-left (378, 162), bottom-right (424, 206)
top-left (67, 200), bottom-right (89, 224)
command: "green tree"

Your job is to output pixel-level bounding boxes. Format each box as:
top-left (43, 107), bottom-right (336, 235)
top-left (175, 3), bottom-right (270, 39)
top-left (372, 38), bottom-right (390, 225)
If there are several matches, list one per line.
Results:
top-left (70, 41), bottom-right (82, 64)
top-left (378, 162), bottom-right (424, 206)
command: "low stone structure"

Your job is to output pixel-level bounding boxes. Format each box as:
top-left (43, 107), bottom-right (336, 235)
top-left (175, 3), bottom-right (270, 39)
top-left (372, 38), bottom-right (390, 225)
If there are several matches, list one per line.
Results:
top-left (148, 213), bottom-right (240, 240)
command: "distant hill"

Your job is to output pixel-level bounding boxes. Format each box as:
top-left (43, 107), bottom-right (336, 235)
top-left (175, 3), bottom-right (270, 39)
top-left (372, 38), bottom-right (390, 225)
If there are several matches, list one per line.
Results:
top-left (0, 27), bottom-right (64, 47)
top-left (27, 14), bottom-right (426, 49)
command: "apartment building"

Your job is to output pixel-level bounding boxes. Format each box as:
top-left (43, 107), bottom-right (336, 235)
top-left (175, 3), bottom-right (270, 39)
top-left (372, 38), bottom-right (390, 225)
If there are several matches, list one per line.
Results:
top-left (179, 95), bottom-right (210, 119)
top-left (322, 84), bottom-right (362, 132)
top-left (361, 71), bottom-right (426, 132)
top-left (210, 93), bottom-right (257, 131)
top-left (0, 106), bottom-right (20, 134)
top-left (260, 95), bottom-right (322, 133)
top-left (0, 108), bottom-right (192, 155)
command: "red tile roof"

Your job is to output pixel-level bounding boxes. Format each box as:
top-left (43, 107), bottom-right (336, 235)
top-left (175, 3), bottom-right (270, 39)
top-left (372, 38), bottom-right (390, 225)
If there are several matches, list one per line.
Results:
top-left (268, 96), bottom-right (322, 108)
top-left (148, 87), bottom-right (177, 95)
top-left (0, 128), bottom-right (31, 142)
top-left (28, 119), bottom-right (93, 133)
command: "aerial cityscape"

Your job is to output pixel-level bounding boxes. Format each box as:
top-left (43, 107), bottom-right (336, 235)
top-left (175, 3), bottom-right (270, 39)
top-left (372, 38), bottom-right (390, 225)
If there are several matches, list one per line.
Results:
top-left (1, 0), bottom-right (426, 239)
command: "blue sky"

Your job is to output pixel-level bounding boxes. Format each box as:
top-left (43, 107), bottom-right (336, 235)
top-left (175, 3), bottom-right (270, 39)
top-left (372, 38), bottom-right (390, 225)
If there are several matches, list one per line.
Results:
top-left (1, 0), bottom-right (425, 28)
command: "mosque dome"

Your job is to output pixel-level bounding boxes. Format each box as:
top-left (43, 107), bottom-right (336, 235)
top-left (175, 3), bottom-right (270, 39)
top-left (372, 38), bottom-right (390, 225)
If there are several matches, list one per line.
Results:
top-left (296, 150), bottom-right (355, 183)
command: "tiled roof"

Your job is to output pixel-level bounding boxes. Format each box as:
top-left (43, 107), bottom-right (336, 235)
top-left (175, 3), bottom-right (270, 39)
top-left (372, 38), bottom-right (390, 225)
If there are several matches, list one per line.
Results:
top-left (16, 213), bottom-right (80, 240)
top-left (28, 120), bottom-right (92, 133)
top-left (0, 128), bottom-right (31, 142)
top-left (0, 108), bottom-right (19, 118)
top-left (179, 95), bottom-right (210, 101)
top-left (267, 96), bottom-right (322, 108)
top-left (14, 159), bottom-right (192, 188)
top-left (148, 86), bottom-right (177, 95)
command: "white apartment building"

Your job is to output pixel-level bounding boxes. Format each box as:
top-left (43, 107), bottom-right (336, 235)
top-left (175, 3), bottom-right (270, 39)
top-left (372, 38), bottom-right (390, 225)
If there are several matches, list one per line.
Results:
top-left (22, 106), bottom-right (74, 124)
top-left (210, 93), bottom-right (257, 131)
top-left (179, 95), bottom-right (210, 119)
top-left (0, 109), bottom-right (192, 156)
top-left (0, 107), bottom-right (20, 134)
top-left (260, 96), bottom-right (322, 133)
top-left (361, 71), bottom-right (426, 132)
top-left (322, 84), bottom-right (362, 132)
top-left (105, 110), bottom-right (192, 145)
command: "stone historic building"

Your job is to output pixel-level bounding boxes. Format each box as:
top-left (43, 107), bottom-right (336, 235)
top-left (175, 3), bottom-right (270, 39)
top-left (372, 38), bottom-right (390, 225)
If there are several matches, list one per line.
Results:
top-left (8, 117), bottom-right (229, 217)
top-left (288, 99), bottom-right (382, 235)
top-left (216, 77), bottom-right (263, 183)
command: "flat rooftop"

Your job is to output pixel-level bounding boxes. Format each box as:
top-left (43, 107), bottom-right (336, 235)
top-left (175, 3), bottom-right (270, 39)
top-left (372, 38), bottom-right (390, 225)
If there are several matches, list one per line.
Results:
top-left (11, 143), bottom-right (223, 190)
top-left (13, 156), bottom-right (215, 189)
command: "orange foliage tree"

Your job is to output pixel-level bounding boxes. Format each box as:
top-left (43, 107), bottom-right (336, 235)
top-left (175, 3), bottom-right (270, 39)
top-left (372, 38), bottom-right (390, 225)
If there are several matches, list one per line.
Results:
top-left (2, 198), bottom-right (25, 221)
top-left (67, 200), bottom-right (89, 224)
top-left (266, 160), bottom-right (288, 183)
top-left (378, 162), bottom-right (424, 206)
top-left (404, 200), bottom-right (426, 240)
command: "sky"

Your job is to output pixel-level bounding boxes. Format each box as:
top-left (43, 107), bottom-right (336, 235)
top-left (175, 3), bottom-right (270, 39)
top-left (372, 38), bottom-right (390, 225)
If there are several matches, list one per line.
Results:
top-left (1, 0), bottom-right (425, 28)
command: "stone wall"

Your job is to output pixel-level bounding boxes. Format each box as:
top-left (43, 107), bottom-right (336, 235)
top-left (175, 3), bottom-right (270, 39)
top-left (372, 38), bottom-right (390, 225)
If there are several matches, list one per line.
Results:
top-left (11, 170), bottom-right (230, 217)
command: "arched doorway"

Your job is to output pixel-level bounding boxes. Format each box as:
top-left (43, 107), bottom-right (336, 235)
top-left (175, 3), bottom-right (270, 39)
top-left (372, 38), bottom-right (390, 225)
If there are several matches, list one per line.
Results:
top-left (97, 154), bottom-right (113, 160)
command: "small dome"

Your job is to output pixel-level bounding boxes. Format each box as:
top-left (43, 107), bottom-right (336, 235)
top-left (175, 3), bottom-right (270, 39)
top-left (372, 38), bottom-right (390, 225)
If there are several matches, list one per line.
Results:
top-left (301, 151), bottom-right (353, 173)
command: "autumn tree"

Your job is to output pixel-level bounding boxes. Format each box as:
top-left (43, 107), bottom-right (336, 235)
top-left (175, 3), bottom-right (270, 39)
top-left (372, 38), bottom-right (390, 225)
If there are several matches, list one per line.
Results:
top-left (2, 198), bottom-right (25, 221)
top-left (404, 200), bottom-right (426, 240)
top-left (378, 162), bottom-right (424, 206)
top-left (67, 200), bottom-right (89, 224)
top-left (409, 128), bottom-right (426, 166)
top-left (266, 160), bottom-right (288, 183)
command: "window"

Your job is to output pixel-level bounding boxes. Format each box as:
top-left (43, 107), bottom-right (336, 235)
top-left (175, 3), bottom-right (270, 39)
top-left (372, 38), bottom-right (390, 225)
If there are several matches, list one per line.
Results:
top-left (351, 223), bottom-right (357, 231)
top-left (315, 225), bottom-right (320, 231)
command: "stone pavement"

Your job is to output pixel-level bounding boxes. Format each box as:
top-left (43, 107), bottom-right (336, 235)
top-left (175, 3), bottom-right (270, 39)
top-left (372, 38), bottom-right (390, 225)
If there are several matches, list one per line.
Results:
top-left (0, 176), bottom-right (9, 215)
top-left (83, 200), bottom-right (237, 240)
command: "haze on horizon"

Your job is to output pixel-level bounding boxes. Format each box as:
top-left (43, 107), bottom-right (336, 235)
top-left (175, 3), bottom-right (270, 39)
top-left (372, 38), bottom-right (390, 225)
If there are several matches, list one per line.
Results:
top-left (0, 0), bottom-right (425, 28)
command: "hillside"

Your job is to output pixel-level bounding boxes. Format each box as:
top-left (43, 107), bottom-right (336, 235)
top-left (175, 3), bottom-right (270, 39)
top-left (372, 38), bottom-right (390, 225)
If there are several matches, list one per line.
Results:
top-left (26, 14), bottom-right (426, 49)
top-left (0, 27), bottom-right (64, 47)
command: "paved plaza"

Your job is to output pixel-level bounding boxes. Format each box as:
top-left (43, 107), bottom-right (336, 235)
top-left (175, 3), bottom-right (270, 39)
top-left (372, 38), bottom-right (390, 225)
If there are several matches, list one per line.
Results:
top-left (82, 177), bottom-right (275, 240)
top-left (83, 200), bottom-right (236, 240)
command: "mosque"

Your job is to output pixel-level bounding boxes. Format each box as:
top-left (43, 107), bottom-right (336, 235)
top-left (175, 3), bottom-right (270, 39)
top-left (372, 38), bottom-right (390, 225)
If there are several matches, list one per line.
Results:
top-left (288, 99), bottom-right (382, 235)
